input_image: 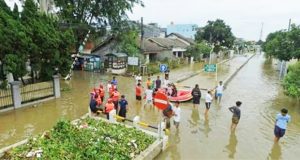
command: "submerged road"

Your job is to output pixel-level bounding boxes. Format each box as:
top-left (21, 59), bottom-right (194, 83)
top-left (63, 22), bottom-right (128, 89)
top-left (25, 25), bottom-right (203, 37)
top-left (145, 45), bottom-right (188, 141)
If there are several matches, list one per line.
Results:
top-left (0, 54), bottom-right (299, 160)
top-left (156, 54), bottom-right (300, 160)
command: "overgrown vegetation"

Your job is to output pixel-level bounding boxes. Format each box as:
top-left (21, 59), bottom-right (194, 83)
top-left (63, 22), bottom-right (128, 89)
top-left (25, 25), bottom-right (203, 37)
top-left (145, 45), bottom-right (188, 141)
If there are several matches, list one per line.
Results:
top-left (3, 118), bottom-right (155, 159)
top-left (186, 42), bottom-right (212, 61)
top-left (283, 62), bottom-right (300, 99)
top-left (147, 59), bottom-right (184, 75)
top-left (263, 24), bottom-right (300, 99)
top-left (263, 24), bottom-right (300, 61)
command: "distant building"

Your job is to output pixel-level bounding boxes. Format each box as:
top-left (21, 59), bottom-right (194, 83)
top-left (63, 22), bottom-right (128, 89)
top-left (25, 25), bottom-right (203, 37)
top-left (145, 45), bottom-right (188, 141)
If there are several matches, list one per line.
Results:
top-left (167, 23), bottom-right (198, 39)
top-left (143, 23), bottom-right (161, 38)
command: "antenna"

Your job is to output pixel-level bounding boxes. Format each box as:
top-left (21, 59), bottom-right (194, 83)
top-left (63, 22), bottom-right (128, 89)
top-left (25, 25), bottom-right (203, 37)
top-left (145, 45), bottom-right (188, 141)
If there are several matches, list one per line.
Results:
top-left (140, 17), bottom-right (144, 51)
top-left (288, 19), bottom-right (291, 31)
top-left (259, 22), bottom-right (264, 41)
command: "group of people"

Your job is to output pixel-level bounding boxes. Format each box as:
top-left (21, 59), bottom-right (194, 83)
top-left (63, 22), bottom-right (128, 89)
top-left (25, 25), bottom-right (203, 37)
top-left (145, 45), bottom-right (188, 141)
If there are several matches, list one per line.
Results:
top-left (89, 76), bottom-right (128, 121)
top-left (90, 74), bottom-right (291, 143)
top-left (191, 81), bottom-right (225, 117)
top-left (135, 73), bottom-right (178, 108)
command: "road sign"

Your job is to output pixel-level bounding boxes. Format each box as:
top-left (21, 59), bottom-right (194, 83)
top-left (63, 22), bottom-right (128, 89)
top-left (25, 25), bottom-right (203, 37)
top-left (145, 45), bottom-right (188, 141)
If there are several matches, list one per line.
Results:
top-left (160, 64), bottom-right (168, 73)
top-left (154, 92), bottom-right (168, 110)
top-left (204, 64), bottom-right (217, 72)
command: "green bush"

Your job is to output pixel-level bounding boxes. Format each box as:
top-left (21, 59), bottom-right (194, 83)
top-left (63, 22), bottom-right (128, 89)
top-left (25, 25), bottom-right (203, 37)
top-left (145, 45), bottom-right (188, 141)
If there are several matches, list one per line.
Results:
top-left (283, 62), bottom-right (300, 98)
top-left (4, 118), bottom-right (155, 160)
top-left (0, 80), bottom-right (8, 89)
top-left (147, 63), bottom-right (160, 74)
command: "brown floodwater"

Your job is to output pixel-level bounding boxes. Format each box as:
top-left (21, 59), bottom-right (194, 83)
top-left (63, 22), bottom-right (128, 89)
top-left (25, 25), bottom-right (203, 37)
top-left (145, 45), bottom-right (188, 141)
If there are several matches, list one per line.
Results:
top-left (0, 54), bottom-right (299, 160)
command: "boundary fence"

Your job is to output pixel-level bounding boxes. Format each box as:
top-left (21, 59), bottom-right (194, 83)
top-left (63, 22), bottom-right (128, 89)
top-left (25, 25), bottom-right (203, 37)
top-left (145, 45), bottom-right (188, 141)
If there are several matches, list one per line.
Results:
top-left (20, 81), bottom-right (54, 104)
top-left (0, 89), bottom-right (13, 109)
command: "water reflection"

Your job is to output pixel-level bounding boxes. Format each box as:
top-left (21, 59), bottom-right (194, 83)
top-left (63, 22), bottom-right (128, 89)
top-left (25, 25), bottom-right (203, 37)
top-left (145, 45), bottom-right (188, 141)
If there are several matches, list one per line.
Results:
top-left (203, 117), bottom-right (212, 137)
top-left (169, 131), bottom-right (181, 160)
top-left (189, 108), bottom-right (200, 134)
top-left (190, 108), bottom-right (200, 126)
top-left (267, 143), bottom-right (282, 160)
top-left (225, 132), bottom-right (238, 159)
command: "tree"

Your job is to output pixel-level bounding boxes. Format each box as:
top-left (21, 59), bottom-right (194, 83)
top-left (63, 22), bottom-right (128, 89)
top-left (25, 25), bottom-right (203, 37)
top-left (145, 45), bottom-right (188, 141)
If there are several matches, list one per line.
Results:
top-left (186, 42), bottom-right (212, 61)
top-left (288, 24), bottom-right (300, 60)
top-left (0, 0), bottom-right (12, 15)
top-left (195, 19), bottom-right (235, 53)
top-left (283, 62), bottom-right (300, 99)
top-left (3, 54), bottom-right (27, 80)
top-left (53, 0), bottom-right (144, 52)
top-left (0, 7), bottom-right (29, 81)
top-left (12, 3), bottom-right (19, 19)
top-left (263, 30), bottom-right (293, 61)
top-left (116, 29), bottom-right (139, 56)
top-left (0, 0), bottom-right (75, 82)
top-left (18, 0), bottom-right (75, 81)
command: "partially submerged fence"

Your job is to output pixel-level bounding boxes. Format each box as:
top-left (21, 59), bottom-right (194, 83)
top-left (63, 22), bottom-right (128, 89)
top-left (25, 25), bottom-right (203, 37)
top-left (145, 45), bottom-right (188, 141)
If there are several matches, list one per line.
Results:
top-left (0, 75), bottom-right (60, 112)
top-left (0, 89), bottom-right (13, 109)
top-left (20, 81), bottom-right (54, 104)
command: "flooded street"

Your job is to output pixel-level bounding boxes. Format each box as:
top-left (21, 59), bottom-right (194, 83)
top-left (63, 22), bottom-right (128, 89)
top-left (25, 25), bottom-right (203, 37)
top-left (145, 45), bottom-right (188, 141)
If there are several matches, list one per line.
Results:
top-left (0, 54), bottom-right (299, 159)
top-left (156, 54), bottom-right (300, 160)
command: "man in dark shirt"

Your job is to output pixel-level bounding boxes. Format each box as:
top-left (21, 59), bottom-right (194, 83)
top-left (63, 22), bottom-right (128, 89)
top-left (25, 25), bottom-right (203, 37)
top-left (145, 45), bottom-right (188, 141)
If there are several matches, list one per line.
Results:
top-left (156, 76), bottom-right (161, 89)
top-left (192, 84), bottom-right (201, 108)
top-left (229, 101), bottom-right (242, 132)
top-left (90, 94), bottom-right (99, 114)
top-left (118, 95), bottom-right (128, 122)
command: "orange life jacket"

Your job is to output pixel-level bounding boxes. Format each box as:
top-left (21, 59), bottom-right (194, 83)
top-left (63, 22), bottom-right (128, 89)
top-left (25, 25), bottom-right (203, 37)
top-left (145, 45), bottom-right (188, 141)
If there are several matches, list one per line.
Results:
top-left (105, 102), bottom-right (114, 113)
top-left (96, 96), bottom-right (102, 105)
top-left (112, 91), bottom-right (120, 102)
top-left (99, 88), bottom-right (105, 97)
top-left (109, 86), bottom-right (114, 97)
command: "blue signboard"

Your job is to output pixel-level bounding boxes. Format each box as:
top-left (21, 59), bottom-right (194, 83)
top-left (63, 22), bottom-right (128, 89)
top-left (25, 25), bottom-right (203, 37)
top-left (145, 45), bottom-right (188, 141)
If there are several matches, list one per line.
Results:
top-left (160, 64), bottom-right (168, 72)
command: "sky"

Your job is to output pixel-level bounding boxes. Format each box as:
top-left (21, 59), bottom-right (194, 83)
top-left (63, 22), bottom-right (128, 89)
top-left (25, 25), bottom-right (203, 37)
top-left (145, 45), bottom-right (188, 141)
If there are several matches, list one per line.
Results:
top-left (4, 0), bottom-right (300, 41)
top-left (128, 0), bottom-right (300, 41)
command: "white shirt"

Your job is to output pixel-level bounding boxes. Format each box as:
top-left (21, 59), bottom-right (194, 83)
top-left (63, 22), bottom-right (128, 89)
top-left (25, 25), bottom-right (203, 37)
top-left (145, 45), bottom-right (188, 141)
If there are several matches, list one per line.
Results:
top-left (135, 76), bottom-right (142, 84)
top-left (216, 84), bottom-right (224, 94)
top-left (205, 93), bottom-right (213, 103)
top-left (173, 107), bottom-right (181, 122)
top-left (145, 89), bottom-right (153, 100)
top-left (162, 79), bottom-right (170, 88)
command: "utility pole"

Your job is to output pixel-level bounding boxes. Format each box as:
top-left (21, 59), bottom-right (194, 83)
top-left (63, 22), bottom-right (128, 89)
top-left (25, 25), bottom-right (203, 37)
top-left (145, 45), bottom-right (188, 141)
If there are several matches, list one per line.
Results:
top-left (140, 17), bottom-right (144, 52)
top-left (279, 19), bottom-right (291, 79)
top-left (288, 19), bottom-right (291, 31)
top-left (139, 17), bottom-right (144, 74)
top-left (259, 22), bottom-right (264, 54)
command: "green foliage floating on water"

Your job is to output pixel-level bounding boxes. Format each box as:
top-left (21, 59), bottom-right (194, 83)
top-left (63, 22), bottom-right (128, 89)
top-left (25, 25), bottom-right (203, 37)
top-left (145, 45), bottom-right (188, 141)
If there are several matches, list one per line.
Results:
top-left (3, 118), bottom-right (155, 160)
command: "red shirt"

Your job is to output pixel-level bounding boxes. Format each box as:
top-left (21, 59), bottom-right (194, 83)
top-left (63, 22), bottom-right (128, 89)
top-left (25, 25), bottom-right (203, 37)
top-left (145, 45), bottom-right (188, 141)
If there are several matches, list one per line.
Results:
top-left (136, 86), bottom-right (142, 96)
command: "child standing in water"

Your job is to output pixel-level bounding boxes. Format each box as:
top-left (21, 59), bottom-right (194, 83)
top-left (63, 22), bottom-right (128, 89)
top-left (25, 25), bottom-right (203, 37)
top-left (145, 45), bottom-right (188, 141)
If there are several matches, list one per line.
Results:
top-left (274, 108), bottom-right (291, 142)
top-left (173, 101), bottom-right (181, 129)
top-left (229, 101), bottom-right (242, 132)
top-left (205, 90), bottom-right (213, 116)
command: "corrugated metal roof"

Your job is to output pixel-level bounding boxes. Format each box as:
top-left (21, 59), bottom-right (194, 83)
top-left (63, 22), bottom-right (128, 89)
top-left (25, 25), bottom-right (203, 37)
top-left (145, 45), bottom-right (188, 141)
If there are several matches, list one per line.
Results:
top-left (105, 53), bottom-right (128, 57)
